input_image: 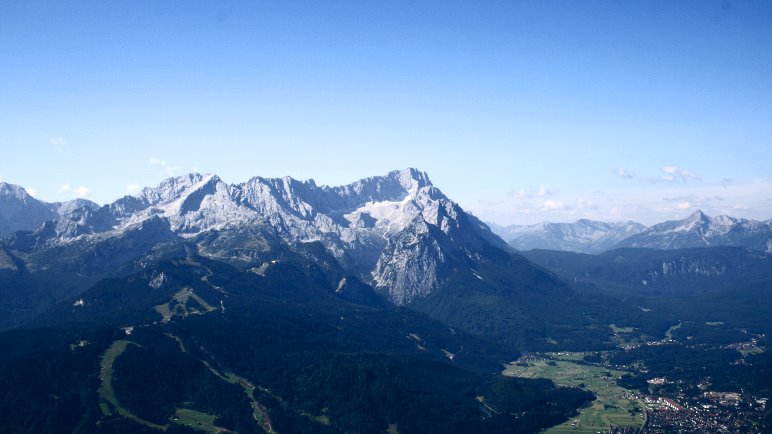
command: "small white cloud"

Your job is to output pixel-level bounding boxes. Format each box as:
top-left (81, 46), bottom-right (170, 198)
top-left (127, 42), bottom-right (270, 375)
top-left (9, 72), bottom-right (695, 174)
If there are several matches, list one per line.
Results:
top-left (507, 189), bottom-right (527, 199)
top-left (73, 186), bottom-right (90, 197)
top-left (150, 157), bottom-right (180, 176)
top-left (733, 204), bottom-right (749, 210)
top-left (615, 167), bottom-right (633, 179)
top-left (49, 137), bottom-right (69, 152)
top-left (59, 183), bottom-right (91, 198)
top-left (508, 185), bottom-right (555, 201)
top-left (537, 185), bottom-right (553, 196)
top-left (26, 187), bottom-right (37, 197)
top-left (610, 207), bottom-right (622, 217)
top-left (653, 165), bottom-right (700, 183)
top-left (0, 174), bottom-right (4, 182)
top-left (677, 201), bottom-right (692, 210)
top-left (664, 195), bottom-right (723, 208)
top-left (577, 199), bottom-right (598, 210)
top-left (127, 183), bottom-right (142, 195)
top-left (542, 200), bottom-right (566, 211)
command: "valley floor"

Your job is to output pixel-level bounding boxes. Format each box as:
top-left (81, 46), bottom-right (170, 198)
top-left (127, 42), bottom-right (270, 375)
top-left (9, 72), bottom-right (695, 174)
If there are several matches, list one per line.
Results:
top-left (505, 348), bottom-right (769, 434)
top-left (504, 355), bottom-right (645, 434)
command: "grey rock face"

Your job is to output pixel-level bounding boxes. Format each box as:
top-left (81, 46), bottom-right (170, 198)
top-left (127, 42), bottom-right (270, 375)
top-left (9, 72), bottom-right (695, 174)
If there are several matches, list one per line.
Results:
top-left (0, 182), bottom-right (98, 238)
top-left (1, 169), bottom-right (506, 305)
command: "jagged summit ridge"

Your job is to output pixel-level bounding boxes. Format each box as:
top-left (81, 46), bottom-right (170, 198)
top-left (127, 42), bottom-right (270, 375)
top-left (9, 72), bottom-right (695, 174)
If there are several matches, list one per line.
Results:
top-left (0, 182), bottom-right (99, 237)
top-left (491, 210), bottom-right (771, 254)
top-left (0, 182), bottom-right (35, 202)
top-left (2, 169), bottom-right (503, 305)
top-left (617, 209), bottom-right (771, 251)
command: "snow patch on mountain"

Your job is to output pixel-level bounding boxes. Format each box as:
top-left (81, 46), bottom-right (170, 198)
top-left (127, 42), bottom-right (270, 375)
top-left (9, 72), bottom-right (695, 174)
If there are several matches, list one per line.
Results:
top-left (2, 169), bottom-right (506, 305)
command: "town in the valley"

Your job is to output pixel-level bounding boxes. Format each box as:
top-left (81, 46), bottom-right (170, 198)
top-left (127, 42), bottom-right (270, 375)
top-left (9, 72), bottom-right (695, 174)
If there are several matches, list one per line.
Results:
top-left (507, 327), bottom-right (769, 434)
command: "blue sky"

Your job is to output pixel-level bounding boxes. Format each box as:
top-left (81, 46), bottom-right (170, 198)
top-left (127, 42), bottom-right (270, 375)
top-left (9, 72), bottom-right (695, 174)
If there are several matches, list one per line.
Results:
top-left (1, 0), bottom-right (770, 225)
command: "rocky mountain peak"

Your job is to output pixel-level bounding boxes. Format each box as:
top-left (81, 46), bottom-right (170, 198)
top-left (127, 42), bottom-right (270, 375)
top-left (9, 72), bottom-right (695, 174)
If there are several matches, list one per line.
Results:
top-left (0, 182), bottom-right (34, 202)
top-left (0, 170), bottom-right (510, 306)
top-left (56, 199), bottom-right (100, 216)
top-left (0, 182), bottom-right (100, 238)
top-left (391, 167), bottom-right (432, 193)
top-left (616, 211), bottom-right (770, 251)
top-left (133, 173), bottom-right (218, 206)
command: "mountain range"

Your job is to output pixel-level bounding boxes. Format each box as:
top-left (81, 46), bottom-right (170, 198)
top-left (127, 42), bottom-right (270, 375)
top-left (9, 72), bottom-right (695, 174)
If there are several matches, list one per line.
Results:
top-left (489, 211), bottom-right (772, 254)
top-left (0, 169), bottom-right (609, 433)
top-left (488, 219), bottom-right (646, 254)
top-left (0, 170), bottom-right (599, 351)
top-left (1, 172), bottom-right (768, 335)
top-left (616, 210), bottom-right (772, 252)
top-left (0, 182), bottom-right (98, 238)
top-left (1, 169), bottom-right (771, 433)
top-left (1, 169), bottom-right (505, 305)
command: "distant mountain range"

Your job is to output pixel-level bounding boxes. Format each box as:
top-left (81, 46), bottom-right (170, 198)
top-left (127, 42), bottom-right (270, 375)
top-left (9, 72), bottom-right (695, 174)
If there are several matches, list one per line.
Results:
top-left (489, 211), bottom-right (772, 254)
top-left (616, 210), bottom-right (772, 252)
top-left (488, 219), bottom-right (646, 254)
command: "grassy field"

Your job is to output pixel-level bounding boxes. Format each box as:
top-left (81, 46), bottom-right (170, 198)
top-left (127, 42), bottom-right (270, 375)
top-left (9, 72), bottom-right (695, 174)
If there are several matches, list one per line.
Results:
top-left (249, 262), bottom-right (270, 276)
top-left (154, 287), bottom-right (217, 322)
top-left (504, 359), bottom-right (645, 434)
top-left (173, 409), bottom-right (222, 433)
top-left (0, 250), bottom-right (17, 270)
top-left (665, 321), bottom-right (682, 339)
top-left (608, 323), bottom-right (651, 348)
top-left (546, 352), bottom-right (588, 362)
top-left (740, 346), bottom-right (765, 358)
top-left (301, 410), bottom-right (331, 426)
top-left (162, 333), bottom-right (277, 433)
top-left (98, 340), bottom-right (168, 431)
top-left (609, 324), bottom-right (635, 334)
top-left (198, 353), bottom-right (277, 433)
top-left (99, 340), bottom-right (136, 416)
top-left (154, 303), bottom-right (173, 322)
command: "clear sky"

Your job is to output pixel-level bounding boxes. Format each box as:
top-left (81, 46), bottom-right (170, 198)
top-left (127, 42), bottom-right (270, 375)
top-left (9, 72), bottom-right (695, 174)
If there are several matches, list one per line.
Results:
top-left (1, 0), bottom-right (770, 225)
